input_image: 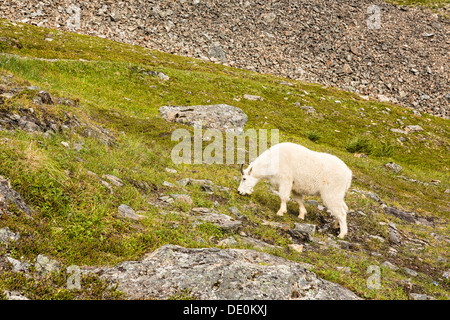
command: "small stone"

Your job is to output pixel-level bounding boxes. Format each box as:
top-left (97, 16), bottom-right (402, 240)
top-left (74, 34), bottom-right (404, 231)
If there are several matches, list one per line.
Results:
top-left (118, 204), bottom-right (144, 221)
top-left (405, 125), bottom-right (423, 132)
top-left (165, 168), bottom-right (177, 174)
top-left (243, 94), bottom-right (263, 101)
top-left (366, 192), bottom-right (381, 202)
top-left (305, 200), bottom-right (319, 207)
top-left (61, 141), bottom-right (69, 148)
top-left (6, 256), bottom-right (30, 272)
top-left (217, 237), bottom-right (238, 247)
top-left (377, 94), bottom-right (390, 102)
top-left (382, 261), bottom-right (399, 271)
top-left (162, 181), bottom-right (175, 188)
top-left (341, 64), bottom-right (353, 74)
top-left (195, 210), bottom-right (241, 231)
top-left (0, 227), bottom-right (20, 244)
top-left (191, 207), bottom-right (210, 214)
top-left (389, 228), bottom-right (402, 245)
top-left (337, 240), bottom-right (359, 250)
top-left (170, 194), bottom-right (193, 205)
top-left (4, 291), bottom-right (29, 300)
top-left (209, 44), bottom-right (227, 63)
top-left (228, 206), bottom-right (243, 218)
top-left (102, 174), bottom-right (124, 187)
top-left (38, 91), bottom-right (54, 104)
top-left (261, 220), bottom-right (290, 231)
top-left (290, 223), bottom-right (316, 241)
top-left (404, 268), bottom-right (418, 277)
top-left (410, 293), bottom-right (435, 300)
top-left (385, 162), bottom-right (402, 173)
top-left (157, 72), bottom-right (170, 81)
top-left (368, 235), bottom-right (385, 242)
top-left (176, 178), bottom-right (191, 187)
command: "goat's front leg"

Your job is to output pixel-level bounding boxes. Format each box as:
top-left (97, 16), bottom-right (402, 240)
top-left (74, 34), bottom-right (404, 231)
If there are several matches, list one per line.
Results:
top-left (276, 180), bottom-right (292, 217)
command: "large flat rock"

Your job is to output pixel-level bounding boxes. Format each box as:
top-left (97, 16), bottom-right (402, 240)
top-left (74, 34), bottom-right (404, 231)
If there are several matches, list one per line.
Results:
top-left (90, 244), bottom-right (361, 300)
top-left (159, 104), bottom-right (248, 135)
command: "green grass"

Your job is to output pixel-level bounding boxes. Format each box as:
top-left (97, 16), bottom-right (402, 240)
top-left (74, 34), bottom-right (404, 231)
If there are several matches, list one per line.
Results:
top-left (0, 18), bottom-right (449, 300)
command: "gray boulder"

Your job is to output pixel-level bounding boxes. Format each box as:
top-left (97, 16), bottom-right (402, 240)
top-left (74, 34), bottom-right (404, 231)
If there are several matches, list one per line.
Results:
top-left (91, 244), bottom-right (361, 300)
top-left (159, 104), bottom-right (248, 135)
top-left (0, 227), bottom-right (20, 245)
top-left (290, 223), bottom-right (316, 241)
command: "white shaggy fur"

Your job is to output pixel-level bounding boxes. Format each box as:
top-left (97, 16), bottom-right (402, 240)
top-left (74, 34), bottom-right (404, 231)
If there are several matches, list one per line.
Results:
top-left (237, 142), bottom-right (352, 238)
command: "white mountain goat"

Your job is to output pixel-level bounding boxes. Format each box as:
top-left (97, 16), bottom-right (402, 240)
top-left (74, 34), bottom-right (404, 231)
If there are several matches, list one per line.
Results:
top-left (237, 142), bottom-right (352, 238)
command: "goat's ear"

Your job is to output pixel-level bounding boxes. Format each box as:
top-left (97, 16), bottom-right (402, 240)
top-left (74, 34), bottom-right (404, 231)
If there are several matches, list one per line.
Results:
top-left (248, 166), bottom-right (253, 175)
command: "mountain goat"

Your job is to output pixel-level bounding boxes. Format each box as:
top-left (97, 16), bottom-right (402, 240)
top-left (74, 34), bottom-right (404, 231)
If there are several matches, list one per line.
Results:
top-left (237, 142), bottom-right (352, 238)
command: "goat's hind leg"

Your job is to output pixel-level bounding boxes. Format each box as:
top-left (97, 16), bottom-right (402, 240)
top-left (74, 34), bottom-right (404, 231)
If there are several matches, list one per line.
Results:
top-left (276, 180), bottom-right (293, 217)
top-left (322, 194), bottom-right (348, 238)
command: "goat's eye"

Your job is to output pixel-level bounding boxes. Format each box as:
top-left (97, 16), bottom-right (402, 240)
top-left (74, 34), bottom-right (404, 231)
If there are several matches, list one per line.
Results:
top-left (243, 178), bottom-right (246, 181)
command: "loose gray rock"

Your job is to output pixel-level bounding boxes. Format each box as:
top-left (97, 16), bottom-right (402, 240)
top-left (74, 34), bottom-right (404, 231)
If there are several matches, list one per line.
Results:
top-left (0, 175), bottom-right (32, 216)
top-left (0, 227), bottom-right (20, 245)
top-left (209, 44), bottom-right (227, 63)
top-left (157, 72), bottom-right (170, 81)
top-left (243, 94), bottom-right (263, 101)
top-left (102, 174), bottom-right (124, 187)
top-left (228, 206), bottom-right (243, 218)
top-left (410, 293), bottom-right (435, 300)
top-left (170, 194), bottom-right (193, 205)
top-left (194, 209), bottom-right (241, 231)
top-left (388, 227), bottom-right (403, 245)
top-left (405, 125), bottom-right (424, 133)
top-left (159, 104), bottom-right (248, 135)
top-left (6, 256), bottom-right (30, 272)
top-left (385, 162), bottom-right (402, 173)
top-left (403, 268), bottom-right (418, 277)
top-left (118, 204), bottom-right (144, 221)
top-left (382, 261), bottom-right (399, 271)
top-left (38, 91), bottom-right (54, 104)
top-left (3, 290), bottom-right (29, 300)
top-left (91, 244), bottom-right (361, 300)
top-left (35, 254), bottom-right (60, 275)
top-left (383, 206), bottom-right (433, 227)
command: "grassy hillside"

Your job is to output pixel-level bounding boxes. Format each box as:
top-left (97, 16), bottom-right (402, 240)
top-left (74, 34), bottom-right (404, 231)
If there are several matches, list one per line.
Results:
top-left (0, 19), bottom-right (448, 299)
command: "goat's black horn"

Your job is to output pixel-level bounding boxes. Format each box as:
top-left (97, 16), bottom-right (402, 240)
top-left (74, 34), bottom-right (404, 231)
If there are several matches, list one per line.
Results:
top-left (240, 163), bottom-right (244, 175)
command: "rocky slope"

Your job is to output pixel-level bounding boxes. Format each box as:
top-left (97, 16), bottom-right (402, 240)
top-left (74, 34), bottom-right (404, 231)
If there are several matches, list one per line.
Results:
top-left (0, 18), bottom-right (448, 300)
top-left (1, 0), bottom-right (449, 118)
